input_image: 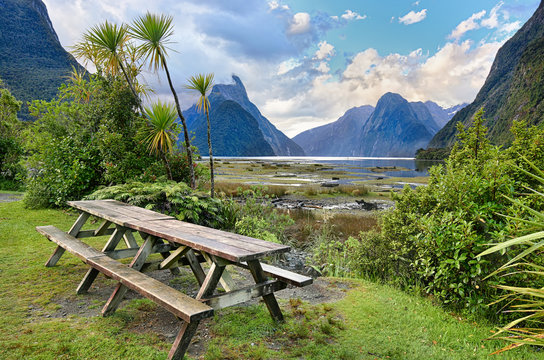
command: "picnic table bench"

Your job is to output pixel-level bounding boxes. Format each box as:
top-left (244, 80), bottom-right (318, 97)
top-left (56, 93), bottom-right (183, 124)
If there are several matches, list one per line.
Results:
top-left (37, 199), bottom-right (312, 359)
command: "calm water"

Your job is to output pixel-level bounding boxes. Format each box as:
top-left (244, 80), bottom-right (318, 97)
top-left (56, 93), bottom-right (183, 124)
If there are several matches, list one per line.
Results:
top-left (212, 156), bottom-right (441, 178)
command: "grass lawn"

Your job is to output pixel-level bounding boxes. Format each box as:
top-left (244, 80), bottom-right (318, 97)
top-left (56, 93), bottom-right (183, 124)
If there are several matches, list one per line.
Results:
top-left (0, 201), bottom-right (540, 359)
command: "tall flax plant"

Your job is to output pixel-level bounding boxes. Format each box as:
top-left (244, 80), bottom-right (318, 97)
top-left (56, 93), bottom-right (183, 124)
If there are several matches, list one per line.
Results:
top-left (72, 21), bottom-right (144, 113)
top-left (478, 156), bottom-right (544, 353)
top-left (142, 101), bottom-right (179, 180)
top-left (186, 73), bottom-right (215, 197)
top-left (130, 12), bottom-right (196, 189)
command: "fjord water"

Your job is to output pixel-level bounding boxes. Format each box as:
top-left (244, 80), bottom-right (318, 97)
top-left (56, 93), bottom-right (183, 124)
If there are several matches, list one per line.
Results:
top-left (212, 156), bottom-right (438, 178)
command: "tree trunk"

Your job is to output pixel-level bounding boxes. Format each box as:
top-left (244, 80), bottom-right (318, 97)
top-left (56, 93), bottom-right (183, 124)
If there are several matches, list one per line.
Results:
top-left (206, 109), bottom-right (214, 198)
top-left (160, 53), bottom-right (196, 189)
top-left (161, 150), bottom-right (173, 181)
top-left (118, 59), bottom-right (144, 115)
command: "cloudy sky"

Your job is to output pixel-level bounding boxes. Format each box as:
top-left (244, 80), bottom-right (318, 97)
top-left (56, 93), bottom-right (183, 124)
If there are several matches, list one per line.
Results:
top-left (42, 0), bottom-right (539, 137)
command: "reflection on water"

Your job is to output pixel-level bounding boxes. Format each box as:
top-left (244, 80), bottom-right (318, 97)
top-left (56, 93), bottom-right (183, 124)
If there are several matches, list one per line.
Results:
top-left (211, 156), bottom-right (442, 178)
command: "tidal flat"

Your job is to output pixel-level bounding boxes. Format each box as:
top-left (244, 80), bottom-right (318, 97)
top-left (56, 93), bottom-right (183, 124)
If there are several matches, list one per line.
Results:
top-left (208, 157), bottom-right (436, 197)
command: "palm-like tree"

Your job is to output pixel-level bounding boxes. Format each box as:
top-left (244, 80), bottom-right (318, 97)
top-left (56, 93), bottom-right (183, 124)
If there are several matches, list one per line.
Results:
top-left (186, 73), bottom-right (215, 197)
top-left (72, 21), bottom-right (144, 113)
top-left (142, 101), bottom-right (178, 180)
top-left (129, 12), bottom-right (196, 189)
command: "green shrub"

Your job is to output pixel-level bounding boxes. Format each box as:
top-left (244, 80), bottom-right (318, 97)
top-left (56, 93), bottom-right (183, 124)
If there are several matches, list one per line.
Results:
top-left (86, 181), bottom-right (235, 229)
top-left (234, 188), bottom-right (293, 243)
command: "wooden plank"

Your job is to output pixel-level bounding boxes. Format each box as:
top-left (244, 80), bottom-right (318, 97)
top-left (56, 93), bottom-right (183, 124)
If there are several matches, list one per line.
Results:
top-left (247, 260), bottom-right (284, 322)
top-left (68, 212), bottom-right (90, 236)
top-left (126, 220), bottom-right (253, 262)
top-left (196, 262), bottom-right (225, 300)
top-left (169, 321), bottom-right (200, 360)
top-left (202, 280), bottom-right (287, 309)
top-left (77, 225), bottom-right (127, 294)
top-left (94, 220), bottom-right (112, 236)
top-left (160, 246), bottom-right (189, 270)
top-left (75, 228), bottom-right (115, 239)
top-left (123, 231), bottom-right (139, 248)
top-left (157, 219), bottom-right (290, 252)
top-left (36, 226), bottom-right (104, 262)
top-left (104, 243), bottom-right (173, 260)
top-left (68, 201), bottom-right (135, 226)
top-left (202, 253), bottom-right (235, 292)
top-left (126, 220), bottom-right (287, 262)
top-left (102, 235), bottom-right (156, 316)
top-left (44, 246), bottom-right (65, 267)
top-left (87, 255), bottom-right (213, 322)
top-left (184, 250), bottom-right (206, 286)
top-left (238, 262), bottom-right (313, 287)
top-left (68, 200), bottom-right (174, 225)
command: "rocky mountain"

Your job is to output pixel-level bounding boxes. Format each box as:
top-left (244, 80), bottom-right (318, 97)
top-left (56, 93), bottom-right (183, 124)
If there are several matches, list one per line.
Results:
top-left (429, 2), bottom-right (544, 148)
top-left (183, 75), bottom-right (305, 156)
top-left (0, 0), bottom-right (82, 119)
top-left (189, 100), bottom-right (275, 156)
top-left (293, 93), bottom-right (460, 157)
top-left (424, 101), bottom-right (467, 128)
top-left (292, 105), bottom-right (375, 156)
top-left (358, 93), bottom-right (435, 157)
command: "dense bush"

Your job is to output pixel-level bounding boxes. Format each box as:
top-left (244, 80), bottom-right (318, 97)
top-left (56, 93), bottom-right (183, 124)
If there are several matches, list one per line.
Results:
top-left (0, 80), bottom-right (25, 190)
top-left (311, 112), bottom-right (544, 318)
top-left (21, 74), bottom-right (202, 208)
top-left (234, 188), bottom-right (293, 243)
top-left (87, 182), bottom-right (235, 230)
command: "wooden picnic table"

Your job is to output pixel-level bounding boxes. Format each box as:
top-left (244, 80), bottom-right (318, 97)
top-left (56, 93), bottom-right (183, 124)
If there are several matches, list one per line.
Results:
top-left (37, 199), bottom-right (312, 360)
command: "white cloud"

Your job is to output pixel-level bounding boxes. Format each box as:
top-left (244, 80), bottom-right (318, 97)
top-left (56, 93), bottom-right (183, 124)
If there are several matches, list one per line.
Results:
top-left (499, 21), bottom-right (521, 35)
top-left (267, 39), bottom-right (504, 136)
top-left (412, 1), bottom-right (420, 6)
top-left (398, 9), bottom-right (427, 25)
top-left (448, 10), bottom-right (486, 40)
top-left (315, 62), bottom-right (330, 73)
top-left (314, 41), bottom-right (335, 60)
top-left (277, 58), bottom-right (301, 75)
top-left (341, 10), bottom-right (366, 21)
top-left (288, 12), bottom-right (311, 34)
top-left (481, 1), bottom-right (503, 28)
top-left (268, 1), bottom-right (289, 11)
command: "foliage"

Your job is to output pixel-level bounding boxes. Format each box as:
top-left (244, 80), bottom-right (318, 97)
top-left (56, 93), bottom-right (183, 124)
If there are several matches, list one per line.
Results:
top-left (22, 73), bottom-right (161, 207)
top-left (86, 181), bottom-right (236, 230)
top-left (415, 147), bottom-right (451, 160)
top-left (186, 73), bottom-right (215, 197)
top-left (233, 187), bottom-right (294, 243)
top-left (129, 12), bottom-right (197, 188)
top-left (337, 113), bottom-right (544, 318)
top-left (478, 157), bottom-right (544, 354)
top-left (0, 80), bottom-right (25, 190)
top-left (142, 101), bottom-right (180, 180)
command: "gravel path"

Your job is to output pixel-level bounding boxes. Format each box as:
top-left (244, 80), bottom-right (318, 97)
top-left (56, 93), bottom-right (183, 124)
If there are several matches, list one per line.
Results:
top-left (0, 193), bottom-right (22, 203)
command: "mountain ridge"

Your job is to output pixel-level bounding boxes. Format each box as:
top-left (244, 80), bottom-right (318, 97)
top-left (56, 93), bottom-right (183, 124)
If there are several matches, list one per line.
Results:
top-left (183, 75), bottom-right (304, 156)
top-left (293, 93), bottom-right (463, 157)
top-left (0, 0), bottom-right (83, 119)
top-left (429, 2), bottom-right (544, 148)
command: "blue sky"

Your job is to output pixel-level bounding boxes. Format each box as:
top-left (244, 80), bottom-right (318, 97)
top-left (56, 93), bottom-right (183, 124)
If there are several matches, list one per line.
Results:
top-left (43, 0), bottom-right (539, 136)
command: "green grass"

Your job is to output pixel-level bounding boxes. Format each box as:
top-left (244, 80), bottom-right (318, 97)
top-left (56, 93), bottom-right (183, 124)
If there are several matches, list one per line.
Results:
top-left (0, 201), bottom-right (540, 359)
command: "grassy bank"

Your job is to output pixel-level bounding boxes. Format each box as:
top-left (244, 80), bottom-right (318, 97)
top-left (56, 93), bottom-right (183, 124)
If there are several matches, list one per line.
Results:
top-left (0, 201), bottom-right (538, 359)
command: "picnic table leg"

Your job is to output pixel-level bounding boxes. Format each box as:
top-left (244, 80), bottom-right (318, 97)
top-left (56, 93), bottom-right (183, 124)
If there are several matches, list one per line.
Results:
top-left (168, 321), bottom-right (200, 360)
top-left (185, 250), bottom-right (206, 286)
top-left (102, 235), bottom-right (157, 316)
top-left (202, 252), bottom-right (235, 292)
top-left (247, 260), bottom-right (284, 322)
top-left (77, 225), bottom-right (127, 294)
top-left (45, 212), bottom-right (90, 267)
top-left (196, 260), bottom-right (225, 300)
